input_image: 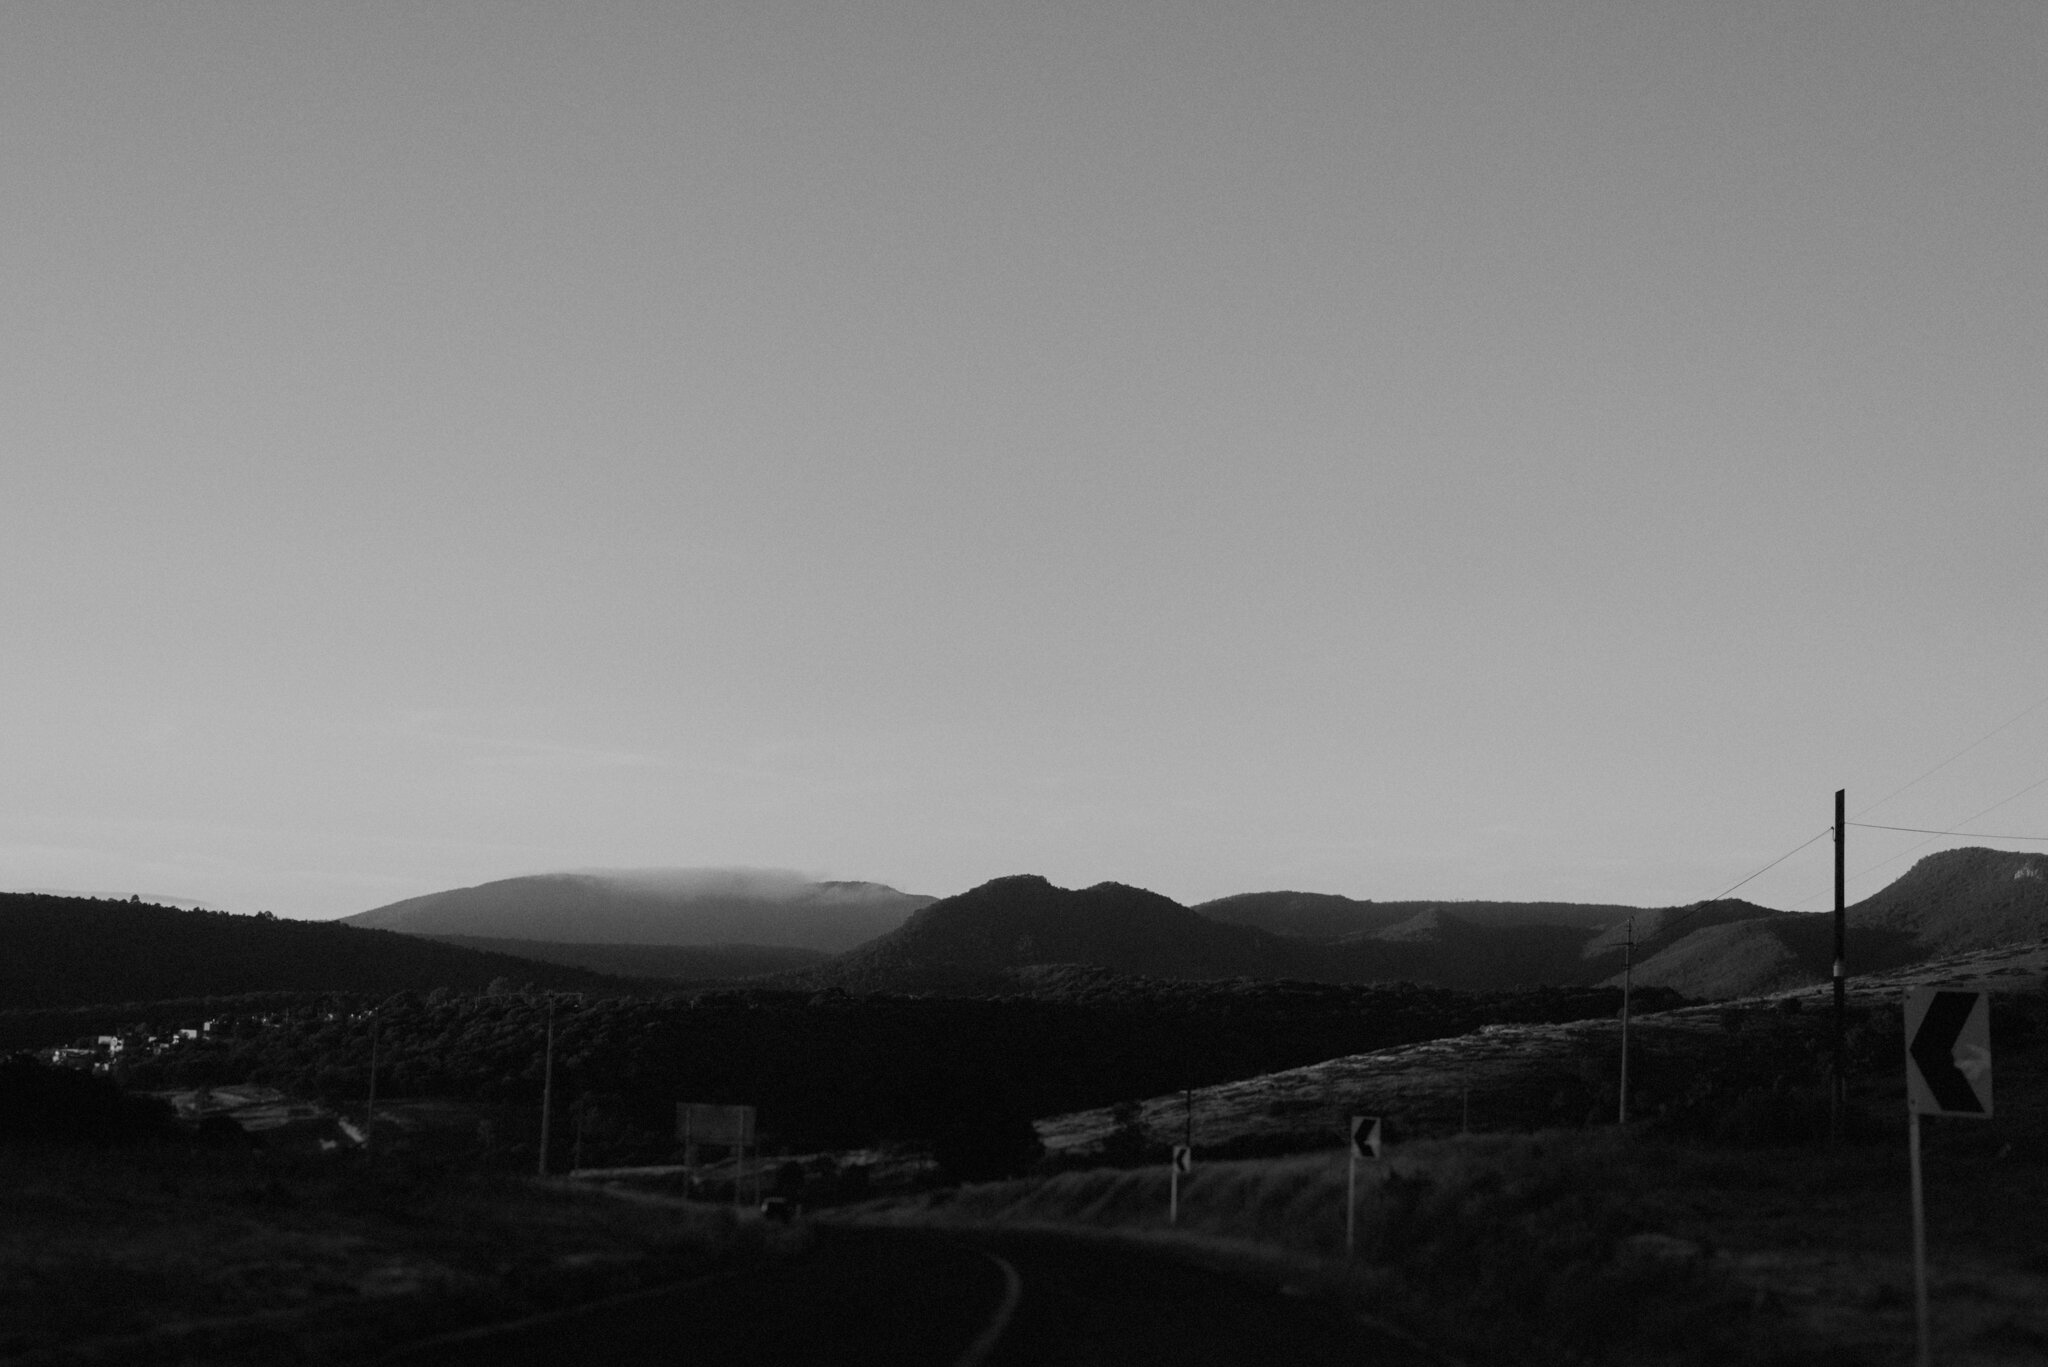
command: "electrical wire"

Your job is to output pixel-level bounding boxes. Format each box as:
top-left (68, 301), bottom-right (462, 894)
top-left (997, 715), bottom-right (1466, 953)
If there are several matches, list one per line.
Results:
top-left (1658, 826), bottom-right (1834, 940)
top-left (1848, 686), bottom-right (2048, 820)
top-left (1849, 822), bottom-right (2048, 841)
top-left (1799, 767), bottom-right (2048, 907)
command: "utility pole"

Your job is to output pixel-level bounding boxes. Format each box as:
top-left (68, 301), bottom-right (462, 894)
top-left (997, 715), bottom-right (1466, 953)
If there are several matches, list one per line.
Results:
top-left (364, 1007), bottom-right (379, 1151)
top-left (1833, 787), bottom-right (1847, 1141)
top-left (1618, 916), bottom-right (1634, 1125)
top-left (537, 998), bottom-right (556, 1178)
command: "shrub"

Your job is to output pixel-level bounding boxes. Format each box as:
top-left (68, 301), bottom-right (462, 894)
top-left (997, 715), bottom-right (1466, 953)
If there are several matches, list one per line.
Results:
top-left (0, 1055), bottom-right (177, 1144)
top-left (1712, 1087), bottom-right (1829, 1148)
top-left (931, 1095), bottom-right (1045, 1183)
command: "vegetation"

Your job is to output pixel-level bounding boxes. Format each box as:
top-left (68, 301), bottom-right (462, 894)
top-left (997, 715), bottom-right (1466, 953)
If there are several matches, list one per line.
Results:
top-left (0, 1138), bottom-right (805, 1365)
top-left (871, 979), bottom-right (2048, 1364)
top-left (115, 981), bottom-right (1668, 1161)
top-left (0, 1055), bottom-right (178, 1144)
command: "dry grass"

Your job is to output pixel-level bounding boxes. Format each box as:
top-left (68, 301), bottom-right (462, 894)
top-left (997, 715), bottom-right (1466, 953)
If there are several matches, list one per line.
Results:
top-left (871, 1133), bottom-right (1788, 1365)
top-left (871, 969), bottom-right (2048, 1367)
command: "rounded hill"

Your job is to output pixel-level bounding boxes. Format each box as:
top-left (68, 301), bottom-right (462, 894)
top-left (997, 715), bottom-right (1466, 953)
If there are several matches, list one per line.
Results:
top-left (804, 875), bottom-right (1320, 991)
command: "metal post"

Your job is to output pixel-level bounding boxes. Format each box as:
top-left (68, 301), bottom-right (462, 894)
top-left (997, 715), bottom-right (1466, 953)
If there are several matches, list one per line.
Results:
top-left (1345, 1147), bottom-right (1358, 1254)
top-left (1169, 1164), bottom-right (1180, 1225)
top-left (1834, 788), bottom-right (1847, 1141)
top-left (1618, 916), bottom-right (1633, 1125)
top-left (537, 999), bottom-right (555, 1178)
top-left (1909, 1110), bottom-right (1929, 1367)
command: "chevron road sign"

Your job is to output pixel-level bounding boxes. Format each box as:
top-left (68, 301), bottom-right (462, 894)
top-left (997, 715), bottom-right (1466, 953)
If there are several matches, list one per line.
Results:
top-left (1170, 1145), bottom-right (1193, 1174)
top-left (1905, 988), bottom-right (1993, 1118)
top-left (1344, 1116), bottom-right (1383, 1255)
top-left (1903, 986), bottom-right (1995, 1367)
top-left (1349, 1115), bottom-right (1382, 1160)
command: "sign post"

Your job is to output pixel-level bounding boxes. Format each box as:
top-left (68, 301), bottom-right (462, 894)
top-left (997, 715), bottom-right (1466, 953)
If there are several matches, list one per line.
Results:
top-left (677, 1103), bottom-right (758, 1207)
top-left (1346, 1115), bottom-right (1381, 1255)
top-left (1169, 1145), bottom-right (1193, 1225)
top-left (1904, 988), bottom-right (1993, 1367)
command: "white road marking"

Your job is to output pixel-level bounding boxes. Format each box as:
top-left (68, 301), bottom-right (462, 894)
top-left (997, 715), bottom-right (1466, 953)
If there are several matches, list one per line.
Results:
top-left (952, 1250), bottom-right (1024, 1367)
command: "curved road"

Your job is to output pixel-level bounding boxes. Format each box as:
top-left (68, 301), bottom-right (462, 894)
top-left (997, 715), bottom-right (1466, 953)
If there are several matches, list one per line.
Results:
top-left (382, 1224), bottom-right (1434, 1367)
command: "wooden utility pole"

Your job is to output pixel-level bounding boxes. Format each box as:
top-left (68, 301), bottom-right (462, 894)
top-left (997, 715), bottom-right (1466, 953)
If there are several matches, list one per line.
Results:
top-left (1833, 788), bottom-right (1847, 1140)
top-left (537, 998), bottom-right (556, 1178)
top-left (1618, 916), bottom-right (1634, 1125)
top-left (364, 1008), bottom-right (379, 1150)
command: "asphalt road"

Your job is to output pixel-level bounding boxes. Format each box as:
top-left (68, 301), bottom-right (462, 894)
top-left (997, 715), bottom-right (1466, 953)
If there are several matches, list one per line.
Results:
top-left (380, 1224), bottom-right (1434, 1367)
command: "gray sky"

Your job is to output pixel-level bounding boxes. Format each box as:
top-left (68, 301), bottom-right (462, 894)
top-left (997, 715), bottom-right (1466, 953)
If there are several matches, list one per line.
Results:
top-left (6, 0), bottom-right (2045, 920)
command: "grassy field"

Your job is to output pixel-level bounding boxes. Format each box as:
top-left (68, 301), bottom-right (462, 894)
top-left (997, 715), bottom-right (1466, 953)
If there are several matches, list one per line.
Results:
top-left (1036, 941), bottom-right (2048, 1159)
top-left (870, 957), bottom-right (2048, 1366)
top-left (866, 1125), bottom-right (2048, 1366)
top-left (0, 1144), bottom-right (805, 1366)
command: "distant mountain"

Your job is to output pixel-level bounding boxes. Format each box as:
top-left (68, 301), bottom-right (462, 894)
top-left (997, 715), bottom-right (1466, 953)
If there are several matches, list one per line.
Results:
top-left (344, 870), bottom-right (933, 951)
top-left (0, 893), bottom-right (650, 1012)
top-left (800, 853), bottom-right (2048, 1000)
top-left (798, 876), bottom-right (1640, 994)
top-left (1199, 891), bottom-right (1640, 939)
top-left (1196, 892), bottom-right (1418, 940)
top-left (421, 936), bottom-right (830, 983)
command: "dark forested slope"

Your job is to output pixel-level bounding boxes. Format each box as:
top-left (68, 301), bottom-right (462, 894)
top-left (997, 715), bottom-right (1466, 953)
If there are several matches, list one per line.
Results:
top-left (1199, 891), bottom-right (1641, 939)
top-left (0, 894), bottom-right (646, 1011)
top-left (422, 935), bottom-right (829, 983)
top-left (123, 979), bottom-right (1672, 1156)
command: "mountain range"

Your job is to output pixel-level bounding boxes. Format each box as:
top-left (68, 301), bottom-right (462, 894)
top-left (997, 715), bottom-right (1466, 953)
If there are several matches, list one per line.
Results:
top-left (787, 849), bottom-right (2048, 998)
top-left (12, 849), bottom-right (2044, 1024)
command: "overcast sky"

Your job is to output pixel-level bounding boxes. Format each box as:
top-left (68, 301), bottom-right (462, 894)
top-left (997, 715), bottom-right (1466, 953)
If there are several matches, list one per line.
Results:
top-left (6, 0), bottom-right (2045, 920)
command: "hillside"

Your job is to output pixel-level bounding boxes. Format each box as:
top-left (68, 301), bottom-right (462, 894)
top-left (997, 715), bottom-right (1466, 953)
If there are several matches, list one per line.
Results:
top-left (1614, 848), bottom-right (2048, 998)
top-left (0, 894), bottom-right (648, 1011)
top-left (1350, 909), bottom-right (1607, 985)
top-left (422, 936), bottom-right (828, 983)
top-left (1846, 845), bottom-right (2048, 953)
top-left (802, 876), bottom-right (1322, 991)
top-left (1198, 891), bottom-right (1640, 939)
top-left (344, 870), bottom-right (931, 951)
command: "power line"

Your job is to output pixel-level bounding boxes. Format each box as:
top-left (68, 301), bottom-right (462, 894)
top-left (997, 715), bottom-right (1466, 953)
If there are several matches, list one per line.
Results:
top-left (1801, 768), bottom-right (2048, 907)
top-left (1704, 826), bottom-right (1835, 903)
top-left (1849, 822), bottom-right (2048, 841)
top-left (1850, 686), bottom-right (2048, 820)
top-left (1659, 826), bottom-right (1834, 939)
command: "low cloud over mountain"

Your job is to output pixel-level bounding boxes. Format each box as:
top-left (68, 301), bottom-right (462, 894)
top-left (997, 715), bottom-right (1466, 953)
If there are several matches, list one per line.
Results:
top-left (343, 868), bottom-right (933, 952)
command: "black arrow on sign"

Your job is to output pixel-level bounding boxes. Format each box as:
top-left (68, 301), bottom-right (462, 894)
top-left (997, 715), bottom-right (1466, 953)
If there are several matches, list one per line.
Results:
top-left (1910, 991), bottom-right (1985, 1113)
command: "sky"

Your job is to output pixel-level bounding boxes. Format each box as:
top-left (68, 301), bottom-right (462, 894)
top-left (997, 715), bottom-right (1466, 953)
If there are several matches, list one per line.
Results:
top-left (5, 0), bottom-right (2046, 921)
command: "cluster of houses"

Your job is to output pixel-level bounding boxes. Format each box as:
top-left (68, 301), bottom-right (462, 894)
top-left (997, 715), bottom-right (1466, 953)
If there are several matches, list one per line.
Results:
top-left (38, 1023), bottom-right (212, 1074)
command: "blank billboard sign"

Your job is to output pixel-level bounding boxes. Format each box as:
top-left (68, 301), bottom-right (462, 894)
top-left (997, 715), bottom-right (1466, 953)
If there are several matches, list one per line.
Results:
top-left (676, 1102), bottom-right (756, 1146)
